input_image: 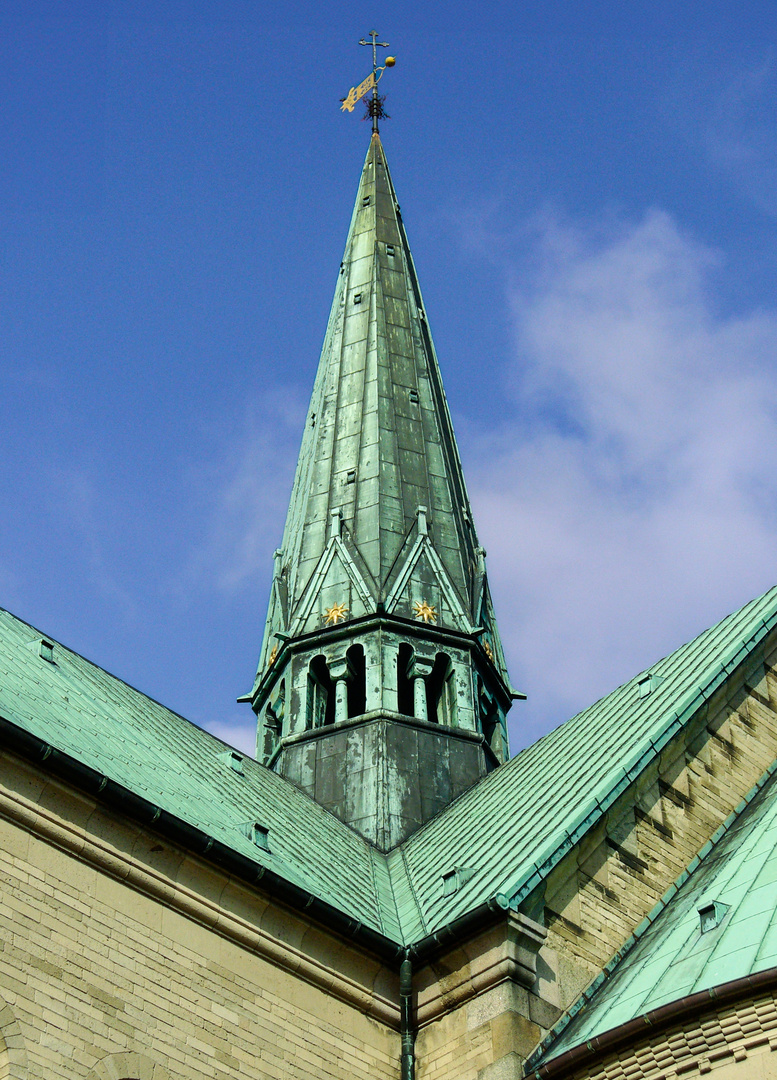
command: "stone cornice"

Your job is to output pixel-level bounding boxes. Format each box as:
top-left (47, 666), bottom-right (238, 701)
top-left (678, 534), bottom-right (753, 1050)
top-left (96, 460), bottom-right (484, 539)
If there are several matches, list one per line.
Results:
top-left (0, 753), bottom-right (400, 1028)
top-left (414, 912), bottom-right (548, 1026)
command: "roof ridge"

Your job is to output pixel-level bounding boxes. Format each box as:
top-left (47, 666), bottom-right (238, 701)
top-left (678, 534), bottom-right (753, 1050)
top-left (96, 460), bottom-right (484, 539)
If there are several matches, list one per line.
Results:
top-left (526, 757), bottom-right (777, 1073)
top-left (0, 606), bottom-right (239, 749)
top-left (497, 590), bottom-right (777, 910)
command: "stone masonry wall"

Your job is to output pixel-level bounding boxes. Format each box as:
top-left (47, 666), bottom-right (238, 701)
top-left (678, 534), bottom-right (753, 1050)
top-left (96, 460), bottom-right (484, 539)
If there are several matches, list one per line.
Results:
top-left (413, 915), bottom-right (561, 1080)
top-left (0, 755), bottom-right (399, 1080)
top-left (416, 981), bottom-right (558, 1080)
top-left (535, 638), bottom-right (777, 1010)
top-left (561, 986), bottom-right (777, 1080)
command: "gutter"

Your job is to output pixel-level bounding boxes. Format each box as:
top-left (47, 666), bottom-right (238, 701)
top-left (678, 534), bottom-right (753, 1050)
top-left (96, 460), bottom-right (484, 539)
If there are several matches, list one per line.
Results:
top-left (0, 712), bottom-right (513, 964)
top-left (407, 893), bottom-right (511, 962)
top-left (398, 894), bottom-right (513, 1080)
top-left (400, 950), bottom-right (415, 1080)
top-left (0, 712), bottom-right (528, 1080)
top-left (0, 713), bottom-right (399, 964)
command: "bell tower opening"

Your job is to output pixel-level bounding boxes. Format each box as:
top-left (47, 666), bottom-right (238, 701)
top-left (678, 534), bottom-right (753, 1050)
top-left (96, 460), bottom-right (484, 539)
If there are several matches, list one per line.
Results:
top-left (397, 643), bottom-right (415, 717)
top-left (307, 655), bottom-right (335, 728)
top-left (428, 653), bottom-right (456, 727)
top-left (346, 644), bottom-right (366, 719)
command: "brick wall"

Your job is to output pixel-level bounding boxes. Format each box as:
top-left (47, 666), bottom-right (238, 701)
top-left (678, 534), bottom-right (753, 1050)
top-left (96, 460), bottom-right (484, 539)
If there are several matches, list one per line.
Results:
top-left (537, 640), bottom-right (777, 1009)
top-left (0, 758), bottom-right (399, 1080)
top-left (563, 987), bottom-right (777, 1079)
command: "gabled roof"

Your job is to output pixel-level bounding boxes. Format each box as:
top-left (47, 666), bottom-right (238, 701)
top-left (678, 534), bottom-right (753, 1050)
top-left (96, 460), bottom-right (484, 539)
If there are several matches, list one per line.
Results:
top-left (0, 607), bottom-right (403, 943)
top-left (2, 585), bottom-right (777, 949)
top-left (391, 585), bottom-right (777, 936)
top-left (529, 759), bottom-right (777, 1071)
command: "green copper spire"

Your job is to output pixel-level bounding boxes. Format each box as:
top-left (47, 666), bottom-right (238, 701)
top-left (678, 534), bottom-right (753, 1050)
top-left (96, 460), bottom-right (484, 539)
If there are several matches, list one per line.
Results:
top-left (248, 135), bottom-right (515, 850)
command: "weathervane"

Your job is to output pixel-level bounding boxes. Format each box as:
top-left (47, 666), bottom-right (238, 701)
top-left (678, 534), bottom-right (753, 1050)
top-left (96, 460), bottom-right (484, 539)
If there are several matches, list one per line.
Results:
top-left (340, 31), bottom-right (396, 133)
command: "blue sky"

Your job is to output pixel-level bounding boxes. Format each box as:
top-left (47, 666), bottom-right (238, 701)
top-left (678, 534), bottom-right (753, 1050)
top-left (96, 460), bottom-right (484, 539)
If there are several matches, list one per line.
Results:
top-left (2, 2), bottom-right (777, 754)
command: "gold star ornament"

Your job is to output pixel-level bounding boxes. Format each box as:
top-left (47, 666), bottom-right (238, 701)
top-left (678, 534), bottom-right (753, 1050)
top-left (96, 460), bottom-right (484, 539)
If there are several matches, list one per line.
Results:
top-left (324, 602), bottom-right (348, 626)
top-left (267, 644), bottom-right (278, 668)
top-left (483, 640), bottom-right (494, 662)
top-left (413, 600), bottom-right (437, 624)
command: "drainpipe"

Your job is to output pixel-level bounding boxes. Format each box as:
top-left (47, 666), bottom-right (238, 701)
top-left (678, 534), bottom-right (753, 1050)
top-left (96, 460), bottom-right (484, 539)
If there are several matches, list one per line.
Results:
top-left (400, 949), bottom-right (415, 1080)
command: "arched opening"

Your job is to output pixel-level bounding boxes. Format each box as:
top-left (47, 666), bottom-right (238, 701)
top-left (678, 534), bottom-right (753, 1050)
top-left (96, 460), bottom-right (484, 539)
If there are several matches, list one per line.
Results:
top-left (397, 643), bottom-right (414, 717)
top-left (307, 655), bottom-right (335, 728)
top-left (346, 644), bottom-right (366, 718)
top-left (428, 653), bottom-right (457, 726)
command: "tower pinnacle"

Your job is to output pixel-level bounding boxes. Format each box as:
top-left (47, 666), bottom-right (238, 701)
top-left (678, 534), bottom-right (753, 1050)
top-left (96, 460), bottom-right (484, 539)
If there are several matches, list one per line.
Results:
top-left (247, 134), bottom-right (516, 850)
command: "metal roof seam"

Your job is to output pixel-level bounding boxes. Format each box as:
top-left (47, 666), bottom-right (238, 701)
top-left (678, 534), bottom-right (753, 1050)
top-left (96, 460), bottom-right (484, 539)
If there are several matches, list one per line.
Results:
top-left (496, 600), bottom-right (777, 929)
top-left (525, 759), bottom-right (777, 1072)
top-left (395, 845), bottom-right (428, 940)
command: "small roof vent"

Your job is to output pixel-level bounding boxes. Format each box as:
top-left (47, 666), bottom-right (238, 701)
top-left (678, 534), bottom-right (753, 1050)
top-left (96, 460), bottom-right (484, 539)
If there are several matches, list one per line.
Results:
top-left (218, 750), bottom-right (244, 775)
top-left (441, 866), bottom-right (476, 898)
top-left (237, 820), bottom-right (271, 851)
top-left (39, 639), bottom-right (55, 664)
top-left (698, 900), bottom-right (728, 933)
top-left (251, 824), bottom-right (270, 851)
top-left (638, 672), bottom-right (664, 698)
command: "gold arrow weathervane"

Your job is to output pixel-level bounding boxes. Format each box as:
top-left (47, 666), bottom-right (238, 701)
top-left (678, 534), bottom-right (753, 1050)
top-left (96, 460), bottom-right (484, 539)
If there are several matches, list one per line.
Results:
top-left (341, 30), bottom-right (395, 132)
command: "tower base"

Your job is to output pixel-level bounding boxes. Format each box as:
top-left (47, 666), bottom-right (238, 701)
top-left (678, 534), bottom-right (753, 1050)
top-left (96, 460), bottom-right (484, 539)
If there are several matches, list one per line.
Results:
top-left (275, 712), bottom-right (493, 851)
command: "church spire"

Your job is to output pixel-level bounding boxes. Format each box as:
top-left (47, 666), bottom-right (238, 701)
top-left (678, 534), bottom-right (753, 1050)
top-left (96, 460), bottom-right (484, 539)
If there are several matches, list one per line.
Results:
top-left (247, 135), bottom-right (516, 850)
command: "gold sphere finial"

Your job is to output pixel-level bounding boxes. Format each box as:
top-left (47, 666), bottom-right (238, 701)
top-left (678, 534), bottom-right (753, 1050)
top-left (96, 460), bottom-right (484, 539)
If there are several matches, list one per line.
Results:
top-left (385, 56), bottom-right (396, 67)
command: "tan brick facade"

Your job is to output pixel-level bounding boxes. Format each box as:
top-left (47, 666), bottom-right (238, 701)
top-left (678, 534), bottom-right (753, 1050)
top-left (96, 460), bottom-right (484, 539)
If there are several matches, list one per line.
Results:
top-left (413, 915), bottom-right (561, 1080)
top-left (535, 640), bottom-right (777, 1009)
top-left (556, 987), bottom-right (777, 1079)
top-left (416, 981), bottom-right (557, 1080)
top-left (0, 753), bottom-right (399, 1080)
top-left (3, 643), bottom-right (777, 1079)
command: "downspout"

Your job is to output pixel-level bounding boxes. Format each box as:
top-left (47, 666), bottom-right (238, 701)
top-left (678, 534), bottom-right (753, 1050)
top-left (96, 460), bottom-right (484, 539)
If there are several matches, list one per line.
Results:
top-left (400, 949), bottom-right (415, 1080)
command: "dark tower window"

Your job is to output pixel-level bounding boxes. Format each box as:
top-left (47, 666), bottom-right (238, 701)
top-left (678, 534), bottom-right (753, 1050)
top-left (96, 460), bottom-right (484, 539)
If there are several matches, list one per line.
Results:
top-left (428, 653), bottom-right (457, 726)
top-left (397, 643), bottom-right (414, 717)
top-left (346, 644), bottom-right (366, 719)
top-left (307, 656), bottom-right (335, 728)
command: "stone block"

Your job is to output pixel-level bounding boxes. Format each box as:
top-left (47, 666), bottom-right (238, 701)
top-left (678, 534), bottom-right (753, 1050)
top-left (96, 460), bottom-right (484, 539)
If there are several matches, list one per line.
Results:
top-left (477, 1051), bottom-right (524, 1080)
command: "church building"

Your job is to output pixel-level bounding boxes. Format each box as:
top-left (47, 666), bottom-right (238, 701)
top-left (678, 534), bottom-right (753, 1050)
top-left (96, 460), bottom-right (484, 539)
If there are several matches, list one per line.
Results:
top-left (2, 124), bottom-right (777, 1080)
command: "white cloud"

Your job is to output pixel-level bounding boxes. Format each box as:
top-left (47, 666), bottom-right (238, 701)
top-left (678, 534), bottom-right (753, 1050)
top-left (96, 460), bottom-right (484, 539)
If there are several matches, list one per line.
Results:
top-left (468, 209), bottom-right (777, 750)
